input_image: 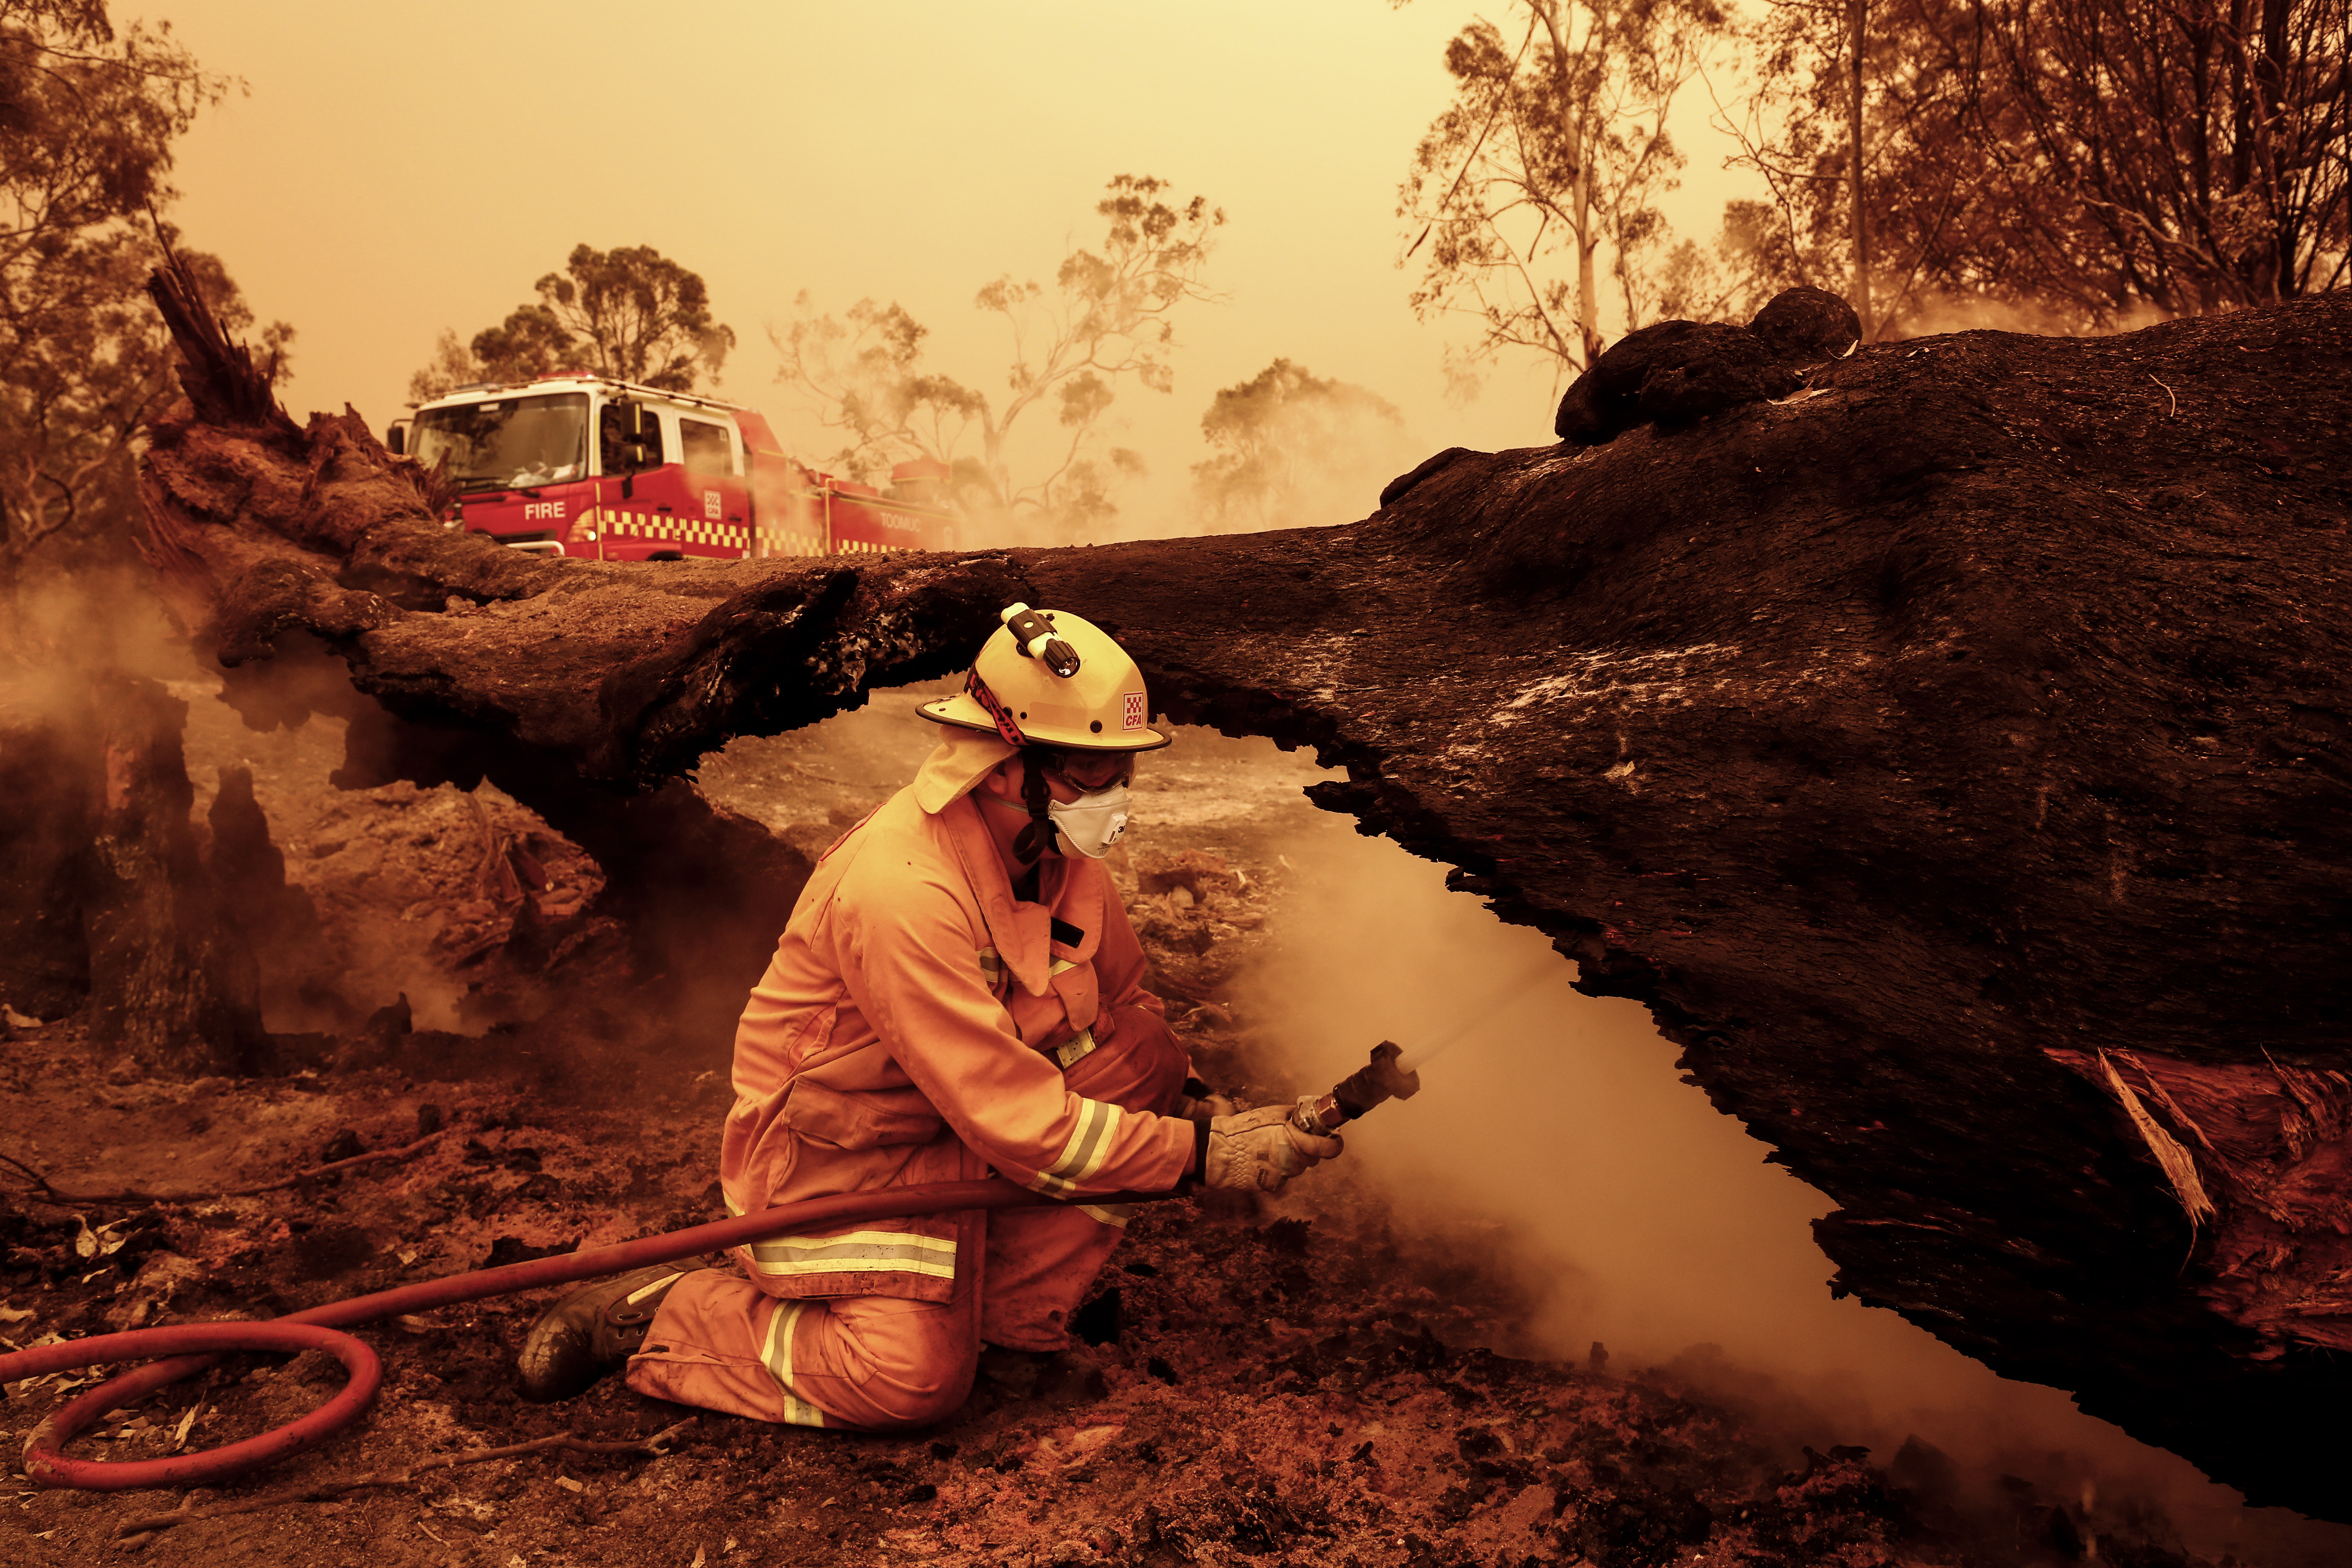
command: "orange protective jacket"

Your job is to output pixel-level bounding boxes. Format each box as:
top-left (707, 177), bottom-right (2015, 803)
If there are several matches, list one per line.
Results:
top-left (717, 746), bottom-right (1194, 1304)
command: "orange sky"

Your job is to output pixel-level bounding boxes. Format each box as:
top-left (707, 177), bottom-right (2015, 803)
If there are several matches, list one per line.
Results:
top-left (149, 0), bottom-right (1767, 533)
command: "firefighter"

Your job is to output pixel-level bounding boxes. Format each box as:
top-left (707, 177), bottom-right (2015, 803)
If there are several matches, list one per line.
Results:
top-left (517, 604), bottom-right (1343, 1426)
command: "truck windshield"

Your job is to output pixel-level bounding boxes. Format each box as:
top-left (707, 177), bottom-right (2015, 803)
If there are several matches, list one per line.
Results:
top-left (411, 393), bottom-right (588, 492)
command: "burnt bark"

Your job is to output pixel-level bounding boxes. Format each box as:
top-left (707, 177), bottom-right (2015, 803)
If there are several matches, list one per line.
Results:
top-left (80, 674), bottom-right (266, 1074)
top-left (135, 264), bottom-right (2352, 1516)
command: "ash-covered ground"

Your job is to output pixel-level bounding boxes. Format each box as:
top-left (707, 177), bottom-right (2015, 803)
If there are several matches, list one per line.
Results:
top-left (1, 686), bottom-right (2346, 1567)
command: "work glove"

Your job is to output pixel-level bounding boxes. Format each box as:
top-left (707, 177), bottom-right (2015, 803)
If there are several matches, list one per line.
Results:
top-left (1200, 1105), bottom-right (1342, 1193)
top-left (1172, 1076), bottom-right (1236, 1123)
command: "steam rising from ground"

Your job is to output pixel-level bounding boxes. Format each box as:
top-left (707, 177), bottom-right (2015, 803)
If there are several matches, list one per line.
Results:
top-left (1242, 797), bottom-right (2352, 1562)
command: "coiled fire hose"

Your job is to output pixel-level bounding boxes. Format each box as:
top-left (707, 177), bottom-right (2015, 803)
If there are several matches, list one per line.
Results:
top-left (0, 1044), bottom-right (1422, 1494)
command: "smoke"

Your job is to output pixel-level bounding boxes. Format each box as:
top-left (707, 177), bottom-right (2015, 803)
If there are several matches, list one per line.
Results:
top-left (907, 371), bottom-right (1420, 550)
top-left (1239, 797), bottom-right (2352, 1565)
top-left (1884, 289), bottom-right (2177, 343)
top-left (763, 341), bottom-right (1424, 550)
top-left (174, 665), bottom-right (509, 1035)
top-left (0, 563), bottom-right (189, 704)
top-left (1175, 358), bottom-right (1424, 538)
top-left (1, 563), bottom-right (614, 1041)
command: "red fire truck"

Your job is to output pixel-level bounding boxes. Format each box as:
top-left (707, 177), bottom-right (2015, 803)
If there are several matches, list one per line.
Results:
top-left (386, 375), bottom-right (956, 562)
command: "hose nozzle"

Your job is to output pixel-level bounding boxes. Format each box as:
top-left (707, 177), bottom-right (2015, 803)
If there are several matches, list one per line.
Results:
top-left (1292, 1040), bottom-right (1421, 1137)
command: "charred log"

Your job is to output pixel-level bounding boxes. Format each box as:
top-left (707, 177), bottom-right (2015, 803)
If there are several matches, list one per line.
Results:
top-left (135, 271), bottom-right (2352, 1517)
top-left (1553, 286), bottom-right (1862, 445)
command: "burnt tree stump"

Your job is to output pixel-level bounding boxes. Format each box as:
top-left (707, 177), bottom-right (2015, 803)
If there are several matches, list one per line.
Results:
top-left (81, 674), bottom-right (266, 1074)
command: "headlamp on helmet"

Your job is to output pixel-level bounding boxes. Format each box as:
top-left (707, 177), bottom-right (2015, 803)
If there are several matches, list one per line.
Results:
top-left (1001, 603), bottom-right (1081, 677)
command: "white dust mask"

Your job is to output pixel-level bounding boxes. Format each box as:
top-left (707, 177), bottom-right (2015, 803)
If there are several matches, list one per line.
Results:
top-left (1046, 784), bottom-right (1130, 859)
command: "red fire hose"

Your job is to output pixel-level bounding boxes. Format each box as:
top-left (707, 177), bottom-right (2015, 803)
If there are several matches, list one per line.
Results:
top-left (3, 1177), bottom-right (1170, 1494)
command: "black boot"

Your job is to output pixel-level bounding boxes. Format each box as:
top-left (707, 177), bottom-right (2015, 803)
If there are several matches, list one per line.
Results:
top-left (517, 1261), bottom-right (707, 1403)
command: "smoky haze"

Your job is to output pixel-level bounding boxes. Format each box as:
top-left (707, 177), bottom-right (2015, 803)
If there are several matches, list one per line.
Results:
top-left (1182, 362), bottom-right (1421, 538)
top-left (148, 0), bottom-right (1625, 512)
top-left (1241, 793), bottom-right (2352, 1565)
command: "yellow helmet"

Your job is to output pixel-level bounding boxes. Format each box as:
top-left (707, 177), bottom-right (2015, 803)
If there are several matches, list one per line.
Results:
top-left (920, 604), bottom-right (1172, 753)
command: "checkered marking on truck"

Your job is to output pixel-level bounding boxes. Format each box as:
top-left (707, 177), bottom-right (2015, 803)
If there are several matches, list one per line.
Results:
top-left (568, 508), bottom-right (918, 559)
top-left (600, 509), bottom-right (752, 552)
top-left (749, 525), bottom-right (913, 559)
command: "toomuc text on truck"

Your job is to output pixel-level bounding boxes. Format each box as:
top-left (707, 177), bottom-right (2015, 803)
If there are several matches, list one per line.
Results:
top-left (387, 376), bottom-right (957, 562)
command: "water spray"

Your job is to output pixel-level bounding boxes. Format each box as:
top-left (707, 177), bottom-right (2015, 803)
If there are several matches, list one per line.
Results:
top-left (1390, 955), bottom-right (1565, 1074)
top-left (1288, 953), bottom-right (1565, 1134)
top-left (1291, 1040), bottom-right (1423, 1136)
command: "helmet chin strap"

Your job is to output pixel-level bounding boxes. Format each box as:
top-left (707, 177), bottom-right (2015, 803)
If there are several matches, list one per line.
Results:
top-left (1012, 748), bottom-right (1060, 862)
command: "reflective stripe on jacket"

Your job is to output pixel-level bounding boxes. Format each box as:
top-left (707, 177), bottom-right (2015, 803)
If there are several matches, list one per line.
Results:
top-left (717, 784), bottom-right (1192, 1302)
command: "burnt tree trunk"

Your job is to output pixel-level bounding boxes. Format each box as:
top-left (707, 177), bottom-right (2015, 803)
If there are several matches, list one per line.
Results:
top-left (80, 674), bottom-right (265, 1074)
top-left (135, 257), bottom-right (2352, 1516)
top-left (0, 653), bottom-right (272, 1070)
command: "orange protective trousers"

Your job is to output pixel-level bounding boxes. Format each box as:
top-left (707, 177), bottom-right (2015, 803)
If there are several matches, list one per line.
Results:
top-left (624, 1012), bottom-right (1187, 1429)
